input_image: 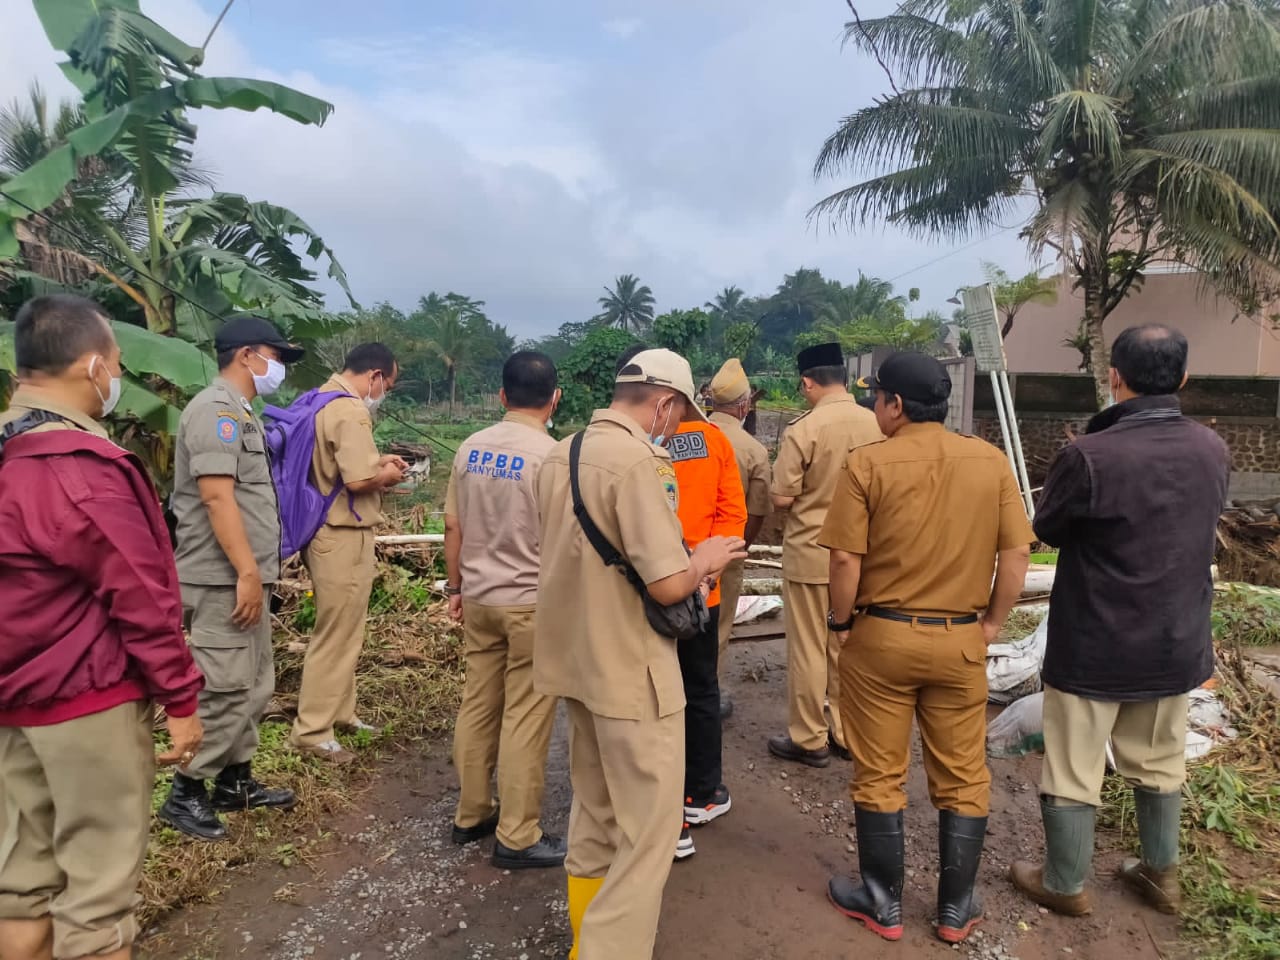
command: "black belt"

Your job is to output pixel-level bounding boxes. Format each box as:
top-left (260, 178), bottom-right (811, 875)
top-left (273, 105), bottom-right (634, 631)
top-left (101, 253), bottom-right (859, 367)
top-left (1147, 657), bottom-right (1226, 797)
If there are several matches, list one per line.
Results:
top-left (864, 606), bottom-right (979, 627)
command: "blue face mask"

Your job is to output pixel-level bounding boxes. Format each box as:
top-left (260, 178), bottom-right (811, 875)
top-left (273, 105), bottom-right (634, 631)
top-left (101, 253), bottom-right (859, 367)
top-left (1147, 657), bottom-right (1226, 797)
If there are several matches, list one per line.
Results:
top-left (648, 399), bottom-right (675, 447)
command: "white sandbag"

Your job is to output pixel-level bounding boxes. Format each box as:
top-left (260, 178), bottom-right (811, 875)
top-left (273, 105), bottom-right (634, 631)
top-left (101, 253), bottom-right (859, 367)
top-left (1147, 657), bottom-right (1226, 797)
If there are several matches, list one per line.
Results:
top-left (986, 692), bottom-right (1045, 757)
top-left (986, 605), bottom-right (1050, 703)
top-left (734, 594), bottom-right (782, 625)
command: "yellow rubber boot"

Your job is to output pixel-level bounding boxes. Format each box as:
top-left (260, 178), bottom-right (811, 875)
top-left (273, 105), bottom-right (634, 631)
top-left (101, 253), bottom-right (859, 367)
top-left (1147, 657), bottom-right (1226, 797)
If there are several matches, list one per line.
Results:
top-left (567, 875), bottom-right (605, 960)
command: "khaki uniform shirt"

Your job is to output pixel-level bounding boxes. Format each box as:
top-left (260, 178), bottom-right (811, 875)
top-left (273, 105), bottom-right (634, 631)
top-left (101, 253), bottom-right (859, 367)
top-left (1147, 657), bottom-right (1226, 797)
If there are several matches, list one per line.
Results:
top-left (0, 390), bottom-right (109, 439)
top-left (772, 393), bottom-right (882, 583)
top-left (819, 422), bottom-right (1035, 614)
top-left (533, 409), bottom-right (691, 720)
top-left (312, 375), bottom-right (382, 527)
top-left (709, 411), bottom-right (772, 518)
top-left (444, 411), bottom-right (557, 607)
top-left (172, 377), bottom-right (281, 586)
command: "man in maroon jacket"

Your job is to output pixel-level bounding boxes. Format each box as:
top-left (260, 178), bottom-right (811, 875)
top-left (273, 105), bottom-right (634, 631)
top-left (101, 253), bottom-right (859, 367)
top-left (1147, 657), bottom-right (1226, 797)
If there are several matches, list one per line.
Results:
top-left (0, 295), bottom-right (205, 960)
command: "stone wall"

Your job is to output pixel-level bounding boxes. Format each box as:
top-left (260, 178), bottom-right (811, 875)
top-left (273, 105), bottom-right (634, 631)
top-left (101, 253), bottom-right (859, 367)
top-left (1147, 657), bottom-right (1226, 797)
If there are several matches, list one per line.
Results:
top-left (973, 414), bottom-right (1280, 490)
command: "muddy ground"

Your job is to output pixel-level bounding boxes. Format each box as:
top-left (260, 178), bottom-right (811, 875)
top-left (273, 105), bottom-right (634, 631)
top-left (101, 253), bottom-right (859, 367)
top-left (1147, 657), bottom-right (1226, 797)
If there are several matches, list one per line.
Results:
top-left (143, 634), bottom-right (1177, 960)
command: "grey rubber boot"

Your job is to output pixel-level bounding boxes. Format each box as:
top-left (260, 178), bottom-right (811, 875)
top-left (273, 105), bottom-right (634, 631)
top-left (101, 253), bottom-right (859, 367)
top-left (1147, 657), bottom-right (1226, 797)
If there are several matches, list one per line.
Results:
top-left (1118, 788), bottom-right (1182, 914)
top-left (1009, 795), bottom-right (1095, 916)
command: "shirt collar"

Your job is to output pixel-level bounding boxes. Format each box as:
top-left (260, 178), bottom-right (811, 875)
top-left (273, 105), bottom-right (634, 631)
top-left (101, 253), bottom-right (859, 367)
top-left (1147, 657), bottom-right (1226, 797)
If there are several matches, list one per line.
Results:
top-left (1086, 395), bottom-right (1181, 435)
top-left (590, 407), bottom-right (652, 442)
top-left (212, 375), bottom-right (253, 414)
top-left (328, 374), bottom-right (359, 399)
top-left (503, 410), bottom-right (548, 433)
top-left (6, 388), bottom-right (109, 438)
top-left (812, 391), bottom-right (855, 410)
top-left (893, 421), bottom-right (945, 438)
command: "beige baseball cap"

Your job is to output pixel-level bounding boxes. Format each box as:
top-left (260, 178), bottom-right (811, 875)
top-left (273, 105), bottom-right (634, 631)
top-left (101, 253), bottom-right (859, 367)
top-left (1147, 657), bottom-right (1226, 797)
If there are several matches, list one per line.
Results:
top-left (615, 348), bottom-right (710, 422)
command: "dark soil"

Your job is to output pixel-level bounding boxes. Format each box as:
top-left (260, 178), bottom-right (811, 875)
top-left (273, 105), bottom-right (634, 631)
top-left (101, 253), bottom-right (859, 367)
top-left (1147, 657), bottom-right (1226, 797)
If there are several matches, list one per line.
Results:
top-left (142, 635), bottom-right (1177, 960)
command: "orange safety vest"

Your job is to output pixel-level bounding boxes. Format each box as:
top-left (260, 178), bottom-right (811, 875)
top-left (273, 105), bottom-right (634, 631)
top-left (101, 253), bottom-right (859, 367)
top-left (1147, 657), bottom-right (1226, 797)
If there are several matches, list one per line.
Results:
top-left (669, 421), bottom-right (747, 609)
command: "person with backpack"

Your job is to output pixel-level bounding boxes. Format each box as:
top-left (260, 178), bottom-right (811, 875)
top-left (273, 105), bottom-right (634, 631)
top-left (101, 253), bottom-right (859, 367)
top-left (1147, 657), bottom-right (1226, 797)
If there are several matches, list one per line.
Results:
top-left (160, 315), bottom-right (305, 840)
top-left (290, 344), bottom-right (407, 763)
top-left (0, 295), bottom-right (205, 960)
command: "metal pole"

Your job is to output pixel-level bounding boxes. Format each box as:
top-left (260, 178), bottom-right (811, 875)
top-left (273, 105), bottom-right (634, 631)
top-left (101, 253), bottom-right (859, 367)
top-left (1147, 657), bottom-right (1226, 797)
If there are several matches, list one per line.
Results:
top-left (990, 370), bottom-right (1017, 480)
top-left (999, 369), bottom-right (1035, 518)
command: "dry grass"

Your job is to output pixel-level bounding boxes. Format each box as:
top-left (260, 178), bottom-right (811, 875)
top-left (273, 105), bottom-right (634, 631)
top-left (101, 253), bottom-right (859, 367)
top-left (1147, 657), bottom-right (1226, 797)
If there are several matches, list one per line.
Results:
top-left (140, 558), bottom-right (464, 928)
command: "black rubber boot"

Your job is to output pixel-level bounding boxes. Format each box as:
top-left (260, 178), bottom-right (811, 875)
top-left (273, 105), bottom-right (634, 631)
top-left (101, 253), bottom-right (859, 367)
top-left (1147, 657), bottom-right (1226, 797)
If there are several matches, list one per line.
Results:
top-left (828, 808), bottom-right (904, 941)
top-left (211, 762), bottom-right (297, 812)
top-left (936, 810), bottom-right (988, 943)
top-left (159, 773), bottom-right (228, 841)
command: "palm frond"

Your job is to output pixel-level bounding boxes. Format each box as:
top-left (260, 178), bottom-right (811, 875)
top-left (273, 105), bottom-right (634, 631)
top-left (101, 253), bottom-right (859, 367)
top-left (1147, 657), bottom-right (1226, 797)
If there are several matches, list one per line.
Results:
top-left (1038, 90), bottom-right (1125, 170)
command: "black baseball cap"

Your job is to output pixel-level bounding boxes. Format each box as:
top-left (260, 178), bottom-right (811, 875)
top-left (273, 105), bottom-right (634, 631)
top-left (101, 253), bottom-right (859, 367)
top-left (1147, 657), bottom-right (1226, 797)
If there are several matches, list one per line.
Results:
top-left (865, 351), bottom-right (951, 404)
top-left (214, 315), bottom-right (305, 363)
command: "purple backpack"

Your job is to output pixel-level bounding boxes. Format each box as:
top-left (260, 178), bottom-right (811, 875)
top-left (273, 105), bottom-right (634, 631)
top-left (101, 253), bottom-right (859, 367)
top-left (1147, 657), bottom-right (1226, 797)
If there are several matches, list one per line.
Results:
top-left (263, 389), bottom-right (350, 560)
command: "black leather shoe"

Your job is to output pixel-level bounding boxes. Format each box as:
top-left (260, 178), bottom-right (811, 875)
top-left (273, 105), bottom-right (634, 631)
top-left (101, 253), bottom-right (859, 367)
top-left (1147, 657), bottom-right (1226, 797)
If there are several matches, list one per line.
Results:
top-left (828, 732), bottom-right (853, 762)
top-left (452, 809), bottom-right (500, 845)
top-left (720, 696), bottom-right (734, 721)
top-left (767, 734), bottom-right (831, 768)
top-left (493, 833), bottom-right (568, 870)
top-left (211, 762), bottom-right (297, 812)
top-left (829, 808), bottom-right (905, 941)
top-left (159, 773), bottom-right (228, 842)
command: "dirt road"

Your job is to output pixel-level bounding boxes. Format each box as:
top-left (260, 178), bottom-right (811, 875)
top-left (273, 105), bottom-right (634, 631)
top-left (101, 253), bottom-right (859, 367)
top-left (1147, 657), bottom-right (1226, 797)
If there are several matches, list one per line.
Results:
top-left (144, 636), bottom-right (1178, 960)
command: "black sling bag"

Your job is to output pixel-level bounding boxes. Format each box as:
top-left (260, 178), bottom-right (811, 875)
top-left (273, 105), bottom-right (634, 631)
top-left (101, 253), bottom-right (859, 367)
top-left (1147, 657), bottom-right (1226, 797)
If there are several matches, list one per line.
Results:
top-left (568, 429), bottom-right (710, 641)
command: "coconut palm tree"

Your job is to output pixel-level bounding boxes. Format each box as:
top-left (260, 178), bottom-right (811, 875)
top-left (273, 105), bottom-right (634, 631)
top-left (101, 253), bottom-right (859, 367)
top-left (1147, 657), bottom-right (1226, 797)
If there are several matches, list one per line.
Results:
top-left (421, 305), bottom-right (470, 416)
top-left (596, 274), bottom-right (656, 333)
top-left (812, 0), bottom-right (1280, 407)
top-left (982, 262), bottom-right (1060, 339)
top-left (705, 285), bottom-right (750, 324)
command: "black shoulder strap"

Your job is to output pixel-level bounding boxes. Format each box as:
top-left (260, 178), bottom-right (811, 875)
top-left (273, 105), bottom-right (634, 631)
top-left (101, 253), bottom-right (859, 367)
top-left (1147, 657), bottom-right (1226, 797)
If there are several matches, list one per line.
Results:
top-left (568, 429), bottom-right (645, 591)
top-left (0, 410), bottom-right (65, 454)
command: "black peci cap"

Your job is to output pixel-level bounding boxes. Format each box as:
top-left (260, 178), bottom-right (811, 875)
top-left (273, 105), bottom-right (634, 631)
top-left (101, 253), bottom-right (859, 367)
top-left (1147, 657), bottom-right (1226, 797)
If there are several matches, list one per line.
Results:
top-left (865, 351), bottom-right (951, 404)
top-left (796, 341), bottom-right (844, 373)
top-left (214, 315), bottom-right (305, 364)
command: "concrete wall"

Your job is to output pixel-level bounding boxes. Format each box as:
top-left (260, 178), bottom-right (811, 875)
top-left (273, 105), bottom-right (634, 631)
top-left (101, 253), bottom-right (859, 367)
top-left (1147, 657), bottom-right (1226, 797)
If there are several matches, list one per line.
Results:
top-left (974, 413), bottom-right (1280, 500)
top-left (1003, 271), bottom-right (1280, 376)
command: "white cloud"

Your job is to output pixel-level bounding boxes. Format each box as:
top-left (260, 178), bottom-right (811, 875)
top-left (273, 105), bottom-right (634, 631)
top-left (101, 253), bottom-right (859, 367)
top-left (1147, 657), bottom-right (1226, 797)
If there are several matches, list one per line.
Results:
top-left (602, 18), bottom-right (643, 40)
top-left (2, 0), bottom-right (1040, 340)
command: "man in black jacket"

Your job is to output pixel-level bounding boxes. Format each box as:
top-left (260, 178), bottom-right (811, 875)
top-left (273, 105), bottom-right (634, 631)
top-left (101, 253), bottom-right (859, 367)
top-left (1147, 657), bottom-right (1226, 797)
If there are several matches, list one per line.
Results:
top-left (1011, 325), bottom-right (1230, 918)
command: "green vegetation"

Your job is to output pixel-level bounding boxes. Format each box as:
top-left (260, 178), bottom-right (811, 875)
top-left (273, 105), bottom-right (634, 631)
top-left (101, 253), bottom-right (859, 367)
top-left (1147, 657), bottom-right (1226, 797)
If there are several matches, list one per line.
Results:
top-left (1098, 588), bottom-right (1280, 959)
top-left (1212, 584), bottom-right (1280, 648)
top-left (814, 0), bottom-right (1280, 408)
top-left (0, 1), bottom-right (351, 477)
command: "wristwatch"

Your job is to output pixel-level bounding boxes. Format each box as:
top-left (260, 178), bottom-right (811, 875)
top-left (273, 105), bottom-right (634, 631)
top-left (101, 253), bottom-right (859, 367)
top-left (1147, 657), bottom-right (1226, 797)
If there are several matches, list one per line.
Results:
top-left (827, 609), bottom-right (854, 632)
top-left (445, 585), bottom-right (462, 597)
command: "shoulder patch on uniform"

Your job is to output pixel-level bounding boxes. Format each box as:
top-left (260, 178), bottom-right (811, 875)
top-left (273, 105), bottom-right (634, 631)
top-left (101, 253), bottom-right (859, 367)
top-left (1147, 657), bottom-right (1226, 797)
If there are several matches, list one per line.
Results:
top-left (787, 410), bottom-right (809, 426)
top-left (668, 431), bottom-right (709, 462)
top-left (216, 415), bottom-right (239, 444)
top-left (656, 461), bottom-right (679, 511)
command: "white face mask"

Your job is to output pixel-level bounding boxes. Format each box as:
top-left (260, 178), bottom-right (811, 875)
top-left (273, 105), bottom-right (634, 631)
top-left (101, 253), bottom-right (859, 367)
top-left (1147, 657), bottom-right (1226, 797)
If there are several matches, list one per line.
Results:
top-left (90, 355), bottom-right (121, 417)
top-left (251, 353), bottom-right (287, 396)
top-left (364, 375), bottom-right (386, 414)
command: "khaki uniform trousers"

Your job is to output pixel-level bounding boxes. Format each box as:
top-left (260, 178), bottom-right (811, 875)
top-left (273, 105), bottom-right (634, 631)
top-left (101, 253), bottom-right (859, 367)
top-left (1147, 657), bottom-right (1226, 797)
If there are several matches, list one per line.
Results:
top-left (565, 689), bottom-right (684, 960)
top-left (840, 617), bottom-right (991, 817)
top-left (716, 558), bottom-right (744, 669)
top-left (783, 579), bottom-right (847, 752)
top-left (183, 584), bottom-right (274, 780)
top-left (293, 526), bottom-right (377, 748)
top-left (1041, 684), bottom-right (1189, 807)
top-left (0, 701), bottom-right (154, 958)
top-left (453, 601), bottom-right (555, 850)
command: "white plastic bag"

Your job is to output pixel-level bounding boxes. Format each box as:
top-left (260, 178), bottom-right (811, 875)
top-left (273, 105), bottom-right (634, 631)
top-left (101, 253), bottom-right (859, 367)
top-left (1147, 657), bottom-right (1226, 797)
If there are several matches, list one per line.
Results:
top-left (986, 692), bottom-right (1045, 757)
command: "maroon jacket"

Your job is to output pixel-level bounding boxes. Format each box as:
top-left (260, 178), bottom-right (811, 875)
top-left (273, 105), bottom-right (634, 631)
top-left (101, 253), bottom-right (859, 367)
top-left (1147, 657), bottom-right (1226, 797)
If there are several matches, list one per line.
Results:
top-left (0, 428), bottom-right (203, 726)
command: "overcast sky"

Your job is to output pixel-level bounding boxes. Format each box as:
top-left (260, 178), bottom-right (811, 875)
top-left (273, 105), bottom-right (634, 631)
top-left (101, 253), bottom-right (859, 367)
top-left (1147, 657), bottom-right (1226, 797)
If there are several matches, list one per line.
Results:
top-left (2, 0), bottom-right (1042, 339)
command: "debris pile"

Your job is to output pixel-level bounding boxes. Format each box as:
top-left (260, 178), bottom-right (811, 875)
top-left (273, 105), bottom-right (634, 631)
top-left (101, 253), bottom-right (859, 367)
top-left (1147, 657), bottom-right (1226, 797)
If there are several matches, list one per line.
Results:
top-left (1217, 499), bottom-right (1280, 587)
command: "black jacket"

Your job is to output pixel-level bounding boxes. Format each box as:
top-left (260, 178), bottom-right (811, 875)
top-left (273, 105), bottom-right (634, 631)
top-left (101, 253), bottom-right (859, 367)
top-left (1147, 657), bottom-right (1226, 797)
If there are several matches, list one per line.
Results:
top-left (1034, 396), bottom-right (1230, 701)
